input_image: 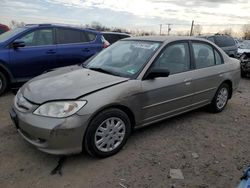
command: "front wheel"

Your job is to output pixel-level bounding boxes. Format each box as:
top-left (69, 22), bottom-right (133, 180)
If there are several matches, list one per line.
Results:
top-left (209, 83), bottom-right (230, 113)
top-left (0, 72), bottom-right (8, 96)
top-left (84, 108), bottom-right (131, 158)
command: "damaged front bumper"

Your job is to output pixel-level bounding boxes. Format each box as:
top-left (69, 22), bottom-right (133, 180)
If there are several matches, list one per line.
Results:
top-left (10, 107), bottom-right (90, 155)
top-left (240, 53), bottom-right (250, 73)
top-left (241, 61), bottom-right (250, 73)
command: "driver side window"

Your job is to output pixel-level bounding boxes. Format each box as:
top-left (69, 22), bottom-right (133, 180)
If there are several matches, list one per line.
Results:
top-left (152, 42), bottom-right (190, 75)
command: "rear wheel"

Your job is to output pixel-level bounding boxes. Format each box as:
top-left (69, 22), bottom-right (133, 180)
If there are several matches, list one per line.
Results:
top-left (84, 108), bottom-right (131, 158)
top-left (0, 72), bottom-right (8, 96)
top-left (209, 83), bottom-right (229, 113)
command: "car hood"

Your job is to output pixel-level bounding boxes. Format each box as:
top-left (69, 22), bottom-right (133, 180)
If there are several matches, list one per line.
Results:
top-left (238, 48), bottom-right (250, 54)
top-left (22, 65), bottom-right (129, 104)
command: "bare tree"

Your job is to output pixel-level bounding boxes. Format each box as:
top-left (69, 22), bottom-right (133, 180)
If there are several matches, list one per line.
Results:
top-left (9, 20), bottom-right (25, 29)
top-left (222, 28), bottom-right (233, 36)
top-left (242, 24), bottom-right (250, 39)
top-left (90, 21), bottom-right (111, 31)
top-left (193, 24), bottom-right (203, 36)
top-left (176, 31), bottom-right (189, 36)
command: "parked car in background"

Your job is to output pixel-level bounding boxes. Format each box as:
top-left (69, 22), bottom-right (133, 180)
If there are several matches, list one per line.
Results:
top-left (234, 38), bottom-right (242, 48)
top-left (199, 34), bottom-right (237, 58)
top-left (236, 40), bottom-right (250, 77)
top-left (10, 36), bottom-right (240, 158)
top-left (239, 52), bottom-right (250, 77)
top-left (101, 31), bottom-right (131, 44)
top-left (0, 24), bottom-right (106, 95)
top-left (0, 24), bottom-right (10, 35)
top-left (237, 40), bottom-right (250, 56)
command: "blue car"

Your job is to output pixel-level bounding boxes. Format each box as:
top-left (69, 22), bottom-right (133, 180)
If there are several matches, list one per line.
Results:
top-left (0, 24), bottom-right (106, 95)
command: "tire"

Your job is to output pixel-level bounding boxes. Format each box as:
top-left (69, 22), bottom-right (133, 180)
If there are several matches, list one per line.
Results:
top-left (241, 71), bottom-right (246, 78)
top-left (209, 83), bottom-right (230, 113)
top-left (0, 72), bottom-right (8, 96)
top-left (84, 108), bottom-right (131, 158)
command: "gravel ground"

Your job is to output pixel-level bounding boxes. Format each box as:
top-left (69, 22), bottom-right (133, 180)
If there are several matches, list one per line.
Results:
top-left (0, 78), bottom-right (249, 188)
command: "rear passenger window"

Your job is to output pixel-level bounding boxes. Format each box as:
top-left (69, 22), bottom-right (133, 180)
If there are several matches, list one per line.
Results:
top-left (215, 50), bottom-right (223, 65)
top-left (152, 43), bottom-right (190, 75)
top-left (57, 28), bottom-right (88, 44)
top-left (192, 43), bottom-right (215, 69)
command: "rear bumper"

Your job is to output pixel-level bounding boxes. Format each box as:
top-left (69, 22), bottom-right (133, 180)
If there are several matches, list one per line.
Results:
top-left (10, 107), bottom-right (91, 155)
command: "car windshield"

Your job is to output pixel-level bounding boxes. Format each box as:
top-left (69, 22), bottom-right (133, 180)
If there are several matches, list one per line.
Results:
top-left (215, 36), bottom-right (236, 47)
top-left (86, 40), bottom-right (162, 78)
top-left (0, 27), bottom-right (26, 43)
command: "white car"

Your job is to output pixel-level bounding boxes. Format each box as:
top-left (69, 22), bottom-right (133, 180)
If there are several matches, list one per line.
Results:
top-left (237, 40), bottom-right (250, 57)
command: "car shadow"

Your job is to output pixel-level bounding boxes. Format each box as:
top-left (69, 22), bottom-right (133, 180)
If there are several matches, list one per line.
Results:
top-left (47, 106), bottom-right (209, 176)
top-left (241, 76), bottom-right (250, 80)
top-left (1, 90), bottom-right (14, 97)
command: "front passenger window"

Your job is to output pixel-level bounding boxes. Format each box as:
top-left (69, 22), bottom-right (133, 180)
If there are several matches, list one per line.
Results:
top-left (152, 43), bottom-right (190, 75)
top-left (18, 29), bottom-right (53, 47)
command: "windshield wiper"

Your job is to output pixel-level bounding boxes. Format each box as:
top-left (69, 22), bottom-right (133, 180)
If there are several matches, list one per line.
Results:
top-left (82, 63), bottom-right (87, 68)
top-left (88, 67), bottom-right (119, 76)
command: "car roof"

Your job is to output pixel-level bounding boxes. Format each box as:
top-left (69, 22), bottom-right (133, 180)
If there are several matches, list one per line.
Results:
top-left (101, 31), bottom-right (131, 36)
top-left (199, 34), bottom-right (233, 38)
top-left (24, 24), bottom-right (99, 33)
top-left (122, 36), bottom-right (209, 43)
top-left (0, 23), bottom-right (9, 29)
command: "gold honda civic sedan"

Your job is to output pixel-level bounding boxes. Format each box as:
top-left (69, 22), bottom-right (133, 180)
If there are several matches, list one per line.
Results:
top-left (10, 36), bottom-right (240, 158)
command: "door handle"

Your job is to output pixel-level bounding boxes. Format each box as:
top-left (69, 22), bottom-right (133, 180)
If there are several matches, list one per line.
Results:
top-left (218, 72), bottom-right (223, 77)
top-left (46, 49), bottom-right (56, 54)
top-left (184, 78), bottom-right (192, 86)
top-left (82, 48), bottom-right (90, 52)
top-left (184, 78), bottom-right (192, 82)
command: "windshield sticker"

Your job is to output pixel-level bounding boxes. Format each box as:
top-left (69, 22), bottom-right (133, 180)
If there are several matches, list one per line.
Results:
top-left (132, 43), bottom-right (160, 51)
top-left (127, 69), bottom-right (136, 74)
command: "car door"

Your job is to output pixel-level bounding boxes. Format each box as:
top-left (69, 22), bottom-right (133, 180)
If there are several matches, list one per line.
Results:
top-left (9, 28), bottom-right (57, 80)
top-left (56, 28), bottom-right (98, 67)
top-left (140, 42), bottom-right (195, 125)
top-left (190, 41), bottom-right (225, 105)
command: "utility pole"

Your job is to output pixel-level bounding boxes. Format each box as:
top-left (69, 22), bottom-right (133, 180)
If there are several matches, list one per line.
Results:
top-left (159, 24), bottom-right (162, 35)
top-left (167, 24), bottom-right (171, 35)
top-left (190, 20), bottom-right (194, 36)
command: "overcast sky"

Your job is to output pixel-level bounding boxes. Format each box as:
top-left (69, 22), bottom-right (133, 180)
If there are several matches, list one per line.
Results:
top-left (1, 0), bottom-right (249, 34)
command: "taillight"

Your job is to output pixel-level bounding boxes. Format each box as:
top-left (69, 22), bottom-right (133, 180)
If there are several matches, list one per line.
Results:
top-left (103, 40), bottom-right (110, 48)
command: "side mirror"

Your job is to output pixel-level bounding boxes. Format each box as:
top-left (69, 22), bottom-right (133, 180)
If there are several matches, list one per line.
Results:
top-left (12, 40), bottom-right (25, 48)
top-left (144, 68), bottom-right (170, 79)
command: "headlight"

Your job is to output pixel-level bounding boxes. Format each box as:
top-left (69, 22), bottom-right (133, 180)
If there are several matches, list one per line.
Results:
top-left (33, 101), bottom-right (87, 118)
